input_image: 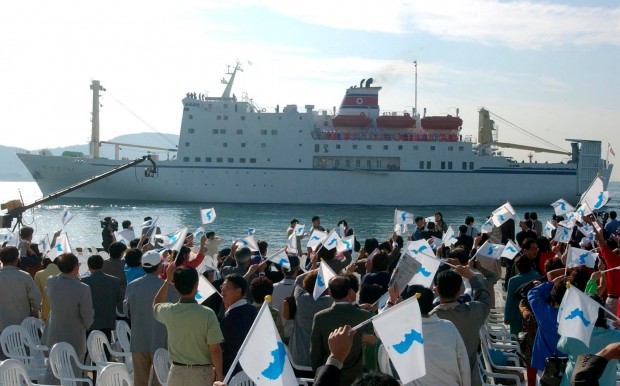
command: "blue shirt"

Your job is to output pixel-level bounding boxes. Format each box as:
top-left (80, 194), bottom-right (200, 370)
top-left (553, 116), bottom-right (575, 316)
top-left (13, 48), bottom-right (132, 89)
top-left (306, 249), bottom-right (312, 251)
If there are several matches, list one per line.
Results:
top-left (528, 281), bottom-right (565, 370)
top-left (604, 219), bottom-right (620, 236)
top-left (124, 265), bottom-right (145, 284)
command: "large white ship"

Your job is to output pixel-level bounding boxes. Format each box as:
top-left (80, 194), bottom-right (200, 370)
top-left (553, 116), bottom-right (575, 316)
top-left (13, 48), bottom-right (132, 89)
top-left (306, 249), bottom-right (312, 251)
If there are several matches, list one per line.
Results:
top-left (18, 64), bottom-right (612, 205)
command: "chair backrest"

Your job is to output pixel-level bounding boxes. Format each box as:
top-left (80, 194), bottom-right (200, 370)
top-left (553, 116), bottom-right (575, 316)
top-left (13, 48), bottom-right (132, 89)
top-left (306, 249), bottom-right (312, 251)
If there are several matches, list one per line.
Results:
top-left (49, 342), bottom-right (80, 384)
top-left (0, 325), bottom-right (35, 367)
top-left (87, 330), bottom-right (113, 366)
top-left (153, 348), bottom-right (171, 386)
top-left (20, 317), bottom-right (43, 346)
top-left (229, 371), bottom-right (256, 386)
top-left (0, 358), bottom-right (34, 386)
top-left (97, 364), bottom-right (132, 386)
top-left (115, 320), bottom-right (131, 353)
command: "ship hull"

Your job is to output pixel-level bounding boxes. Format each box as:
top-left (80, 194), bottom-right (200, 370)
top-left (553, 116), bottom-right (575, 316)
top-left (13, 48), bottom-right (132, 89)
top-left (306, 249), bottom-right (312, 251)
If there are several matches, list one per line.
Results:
top-left (17, 153), bottom-right (608, 206)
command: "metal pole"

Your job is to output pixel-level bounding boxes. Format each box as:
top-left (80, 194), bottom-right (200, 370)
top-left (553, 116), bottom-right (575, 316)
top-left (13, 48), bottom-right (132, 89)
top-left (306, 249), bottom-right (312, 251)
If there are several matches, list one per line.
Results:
top-left (413, 61), bottom-right (417, 116)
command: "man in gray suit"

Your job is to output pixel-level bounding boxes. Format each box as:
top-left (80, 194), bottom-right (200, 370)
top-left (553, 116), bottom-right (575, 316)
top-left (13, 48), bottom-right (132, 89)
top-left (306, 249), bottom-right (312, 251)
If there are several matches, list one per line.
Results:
top-left (81, 255), bottom-right (122, 346)
top-left (125, 250), bottom-right (178, 386)
top-left (44, 253), bottom-right (94, 382)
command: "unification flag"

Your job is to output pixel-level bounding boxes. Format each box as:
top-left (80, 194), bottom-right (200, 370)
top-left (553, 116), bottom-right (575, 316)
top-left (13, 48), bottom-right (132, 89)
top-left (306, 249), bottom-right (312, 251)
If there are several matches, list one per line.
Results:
top-left (406, 239), bottom-right (434, 258)
top-left (196, 274), bottom-right (219, 302)
top-left (286, 233), bottom-right (298, 255)
top-left (442, 226), bottom-right (457, 247)
top-left (39, 235), bottom-right (51, 255)
top-left (200, 207), bottom-right (217, 224)
top-left (580, 177), bottom-right (610, 211)
top-left (551, 198), bottom-right (575, 216)
top-left (165, 227), bottom-right (188, 252)
top-left (294, 224), bottom-right (305, 236)
top-left (0, 229), bottom-right (18, 246)
top-left (491, 202), bottom-right (516, 227)
top-left (337, 235), bottom-right (355, 253)
top-left (558, 285), bottom-right (600, 346)
top-left (554, 225), bottom-right (571, 243)
top-left (544, 221), bottom-right (556, 239)
top-left (47, 234), bottom-right (72, 260)
top-left (501, 240), bottom-right (520, 260)
top-left (248, 228), bottom-right (256, 236)
top-left (477, 241), bottom-right (505, 260)
top-left (238, 235), bottom-right (259, 252)
top-left (566, 247), bottom-right (598, 269)
top-left (430, 236), bottom-right (443, 250)
top-left (306, 230), bottom-right (327, 251)
top-left (267, 248), bottom-right (290, 270)
top-left (480, 218), bottom-right (494, 234)
top-left (394, 209), bottom-right (414, 225)
top-left (313, 261), bottom-right (337, 300)
top-left (372, 296), bottom-right (426, 383)
top-left (408, 252), bottom-right (441, 288)
top-left (60, 208), bottom-right (74, 226)
top-left (322, 230), bottom-right (341, 251)
top-left (578, 224), bottom-right (595, 242)
top-left (238, 302), bottom-right (297, 386)
top-left (193, 227), bottom-right (205, 239)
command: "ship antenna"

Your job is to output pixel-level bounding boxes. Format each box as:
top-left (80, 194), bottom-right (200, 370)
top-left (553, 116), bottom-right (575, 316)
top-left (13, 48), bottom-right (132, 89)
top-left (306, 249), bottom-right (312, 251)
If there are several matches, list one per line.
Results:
top-left (90, 80), bottom-right (106, 159)
top-left (413, 60), bottom-right (418, 116)
top-left (221, 61), bottom-right (243, 99)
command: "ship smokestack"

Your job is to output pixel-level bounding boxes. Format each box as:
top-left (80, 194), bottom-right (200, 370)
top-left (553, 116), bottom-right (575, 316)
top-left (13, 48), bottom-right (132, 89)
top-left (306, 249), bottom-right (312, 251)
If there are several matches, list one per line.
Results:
top-left (360, 79), bottom-right (365, 88)
top-left (365, 78), bottom-right (373, 87)
top-left (90, 80), bottom-right (105, 159)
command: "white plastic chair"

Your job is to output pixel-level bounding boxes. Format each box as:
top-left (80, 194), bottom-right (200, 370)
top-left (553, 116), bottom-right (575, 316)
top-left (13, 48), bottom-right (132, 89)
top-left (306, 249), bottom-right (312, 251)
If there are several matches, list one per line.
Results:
top-left (97, 363), bottom-right (133, 386)
top-left (0, 358), bottom-right (55, 386)
top-left (151, 348), bottom-right (170, 386)
top-left (229, 371), bottom-right (256, 386)
top-left (284, 345), bottom-right (312, 373)
top-left (49, 342), bottom-right (98, 386)
top-left (114, 320), bottom-right (133, 373)
top-left (86, 330), bottom-right (131, 374)
top-left (20, 317), bottom-right (48, 368)
top-left (0, 324), bottom-right (47, 382)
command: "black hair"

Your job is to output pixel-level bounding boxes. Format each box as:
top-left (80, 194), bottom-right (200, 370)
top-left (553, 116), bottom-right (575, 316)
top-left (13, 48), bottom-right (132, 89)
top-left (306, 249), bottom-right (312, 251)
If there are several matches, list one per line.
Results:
top-left (337, 220), bottom-right (348, 227)
top-left (87, 254), bottom-right (104, 270)
top-left (465, 216), bottom-right (474, 225)
top-left (328, 275), bottom-right (353, 300)
top-left (122, 220), bottom-right (131, 229)
top-left (521, 238), bottom-right (538, 250)
top-left (448, 248), bottom-right (469, 265)
top-left (0, 246), bottom-right (19, 264)
top-left (125, 248), bottom-right (143, 268)
top-left (225, 273), bottom-right (248, 296)
top-left (258, 240), bottom-right (268, 256)
top-left (351, 372), bottom-right (400, 386)
top-left (108, 242), bottom-right (127, 259)
top-left (514, 255), bottom-right (532, 274)
top-left (458, 225), bottom-right (468, 234)
top-left (371, 251), bottom-right (389, 272)
top-left (250, 276), bottom-right (274, 304)
top-left (57, 253), bottom-right (79, 274)
top-left (403, 285), bottom-right (434, 315)
top-left (435, 270), bottom-right (463, 299)
top-left (173, 266), bottom-right (198, 295)
top-left (312, 216), bottom-right (320, 222)
top-left (19, 226), bottom-right (34, 239)
top-left (364, 238), bottom-right (379, 253)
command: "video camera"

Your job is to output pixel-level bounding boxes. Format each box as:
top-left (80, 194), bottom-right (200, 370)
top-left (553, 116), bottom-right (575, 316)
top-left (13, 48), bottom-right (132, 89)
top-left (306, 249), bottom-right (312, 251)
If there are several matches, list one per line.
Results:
top-left (100, 217), bottom-right (118, 232)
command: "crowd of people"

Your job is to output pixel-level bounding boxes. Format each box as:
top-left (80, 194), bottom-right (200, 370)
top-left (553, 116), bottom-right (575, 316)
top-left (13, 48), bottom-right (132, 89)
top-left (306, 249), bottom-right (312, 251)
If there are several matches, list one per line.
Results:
top-left (2, 210), bottom-right (620, 386)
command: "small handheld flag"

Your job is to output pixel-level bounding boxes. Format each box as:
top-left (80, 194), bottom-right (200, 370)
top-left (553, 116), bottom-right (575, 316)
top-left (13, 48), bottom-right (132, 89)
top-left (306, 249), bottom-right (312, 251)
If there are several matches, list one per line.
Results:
top-left (322, 230), bottom-right (341, 251)
top-left (200, 208), bottom-right (217, 224)
top-left (544, 221), bottom-right (556, 239)
top-left (408, 252), bottom-right (441, 288)
top-left (196, 274), bottom-right (220, 302)
top-left (394, 209), bottom-right (414, 225)
top-left (237, 235), bottom-right (259, 252)
top-left (566, 246), bottom-right (598, 269)
top-left (558, 284), bottom-right (600, 346)
top-left (61, 208), bottom-right (74, 226)
top-left (337, 235), bottom-right (355, 253)
top-left (476, 241), bottom-right (505, 260)
top-left (313, 261), bottom-right (337, 300)
top-left (47, 234), bottom-right (72, 259)
top-left (266, 248), bottom-right (290, 270)
top-left (491, 202), bottom-right (516, 227)
top-left (501, 240), bottom-right (519, 260)
top-left (306, 230), bottom-right (327, 251)
top-left (579, 177), bottom-right (609, 211)
top-left (294, 224), bottom-right (305, 236)
top-left (551, 198), bottom-right (575, 216)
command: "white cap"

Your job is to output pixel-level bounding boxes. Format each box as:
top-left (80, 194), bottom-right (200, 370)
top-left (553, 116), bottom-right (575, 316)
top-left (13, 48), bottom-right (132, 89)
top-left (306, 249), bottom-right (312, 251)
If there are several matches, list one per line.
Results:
top-left (142, 250), bottom-right (162, 268)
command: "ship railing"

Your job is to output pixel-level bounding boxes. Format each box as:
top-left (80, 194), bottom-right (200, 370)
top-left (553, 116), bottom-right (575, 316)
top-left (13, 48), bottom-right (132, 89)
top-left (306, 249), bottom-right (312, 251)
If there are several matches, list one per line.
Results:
top-left (311, 130), bottom-right (459, 143)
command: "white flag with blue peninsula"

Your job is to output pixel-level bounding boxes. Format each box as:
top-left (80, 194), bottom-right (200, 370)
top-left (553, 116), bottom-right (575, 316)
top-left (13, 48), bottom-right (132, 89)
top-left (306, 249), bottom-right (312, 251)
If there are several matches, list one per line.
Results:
top-left (554, 225), bottom-right (572, 243)
top-left (239, 301), bottom-right (297, 386)
top-left (491, 202), bottom-right (516, 227)
top-left (294, 224), bottom-right (305, 236)
top-left (372, 296), bottom-right (426, 383)
top-left (313, 261), bottom-right (337, 300)
top-left (193, 227), bottom-right (205, 239)
top-left (558, 285), bottom-right (600, 346)
top-left (0, 229), bottom-right (18, 246)
top-left (195, 274), bottom-right (219, 303)
top-left (306, 230), bottom-right (327, 251)
top-left (501, 240), bottom-right (520, 260)
top-left (544, 221), bottom-right (556, 239)
top-left (47, 234), bottom-right (72, 259)
top-left (578, 224), bottom-right (595, 242)
top-left (580, 176), bottom-right (610, 211)
top-left (480, 218), bottom-right (494, 234)
top-left (170, 227), bottom-right (189, 252)
top-left (39, 235), bottom-right (51, 254)
top-left (551, 198), bottom-right (575, 216)
top-left (267, 248), bottom-right (290, 270)
top-left (237, 235), bottom-right (259, 252)
top-left (60, 208), bottom-right (74, 226)
top-left (442, 225), bottom-right (457, 247)
top-left (394, 209), bottom-right (414, 225)
top-left (477, 241), bottom-right (505, 260)
top-left (406, 239), bottom-right (434, 258)
top-left (408, 252), bottom-right (441, 288)
top-left (337, 235), bottom-right (355, 253)
top-left (322, 230), bottom-right (341, 251)
top-left (200, 207), bottom-right (217, 224)
top-left (566, 247), bottom-right (598, 269)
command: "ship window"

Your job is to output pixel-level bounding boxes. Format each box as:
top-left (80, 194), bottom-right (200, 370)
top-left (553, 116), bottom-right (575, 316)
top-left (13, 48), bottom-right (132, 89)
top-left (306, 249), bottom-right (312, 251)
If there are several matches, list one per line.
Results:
top-left (356, 159), bottom-right (361, 167)
top-left (195, 157), bottom-right (201, 162)
top-left (459, 146), bottom-right (464, 151)
top-left (217, 116), bottom-right (221, 120)
top-left (419, 161), bottom-right (424, 169)
top-left (324, 144), bottom-right (329, 153)
top-left (188, 128), bottom-right (195, 134)
top-left (185, 142), bottom-right (190, 147)
top-left (183, 107), bottom-right (189, 112)
top-left (228, 158), bottom-right (234, 163)
top-left (431, 146), bottom-right (436, 151)
top-left (221, 129), bottom-right (226, 134)
top-left (448, 146), bottom-right (454, 151)
top-left (413, 146), bottom-right (419, 150)
top-left (250, 158), bottom-right (256, 163)
top-left (462, 162), bottom-right (467, 170)
top-left (223, 104), bottom-right (228, 108)
top-left (367, 145), bottom-right (371, 150)
top-left (262, 143), bottom-right (266, 148)
top-left (212, 129), bottom-right (219, 134)
top-left (353, 145), bottom-right (358, 150)
top-left (206, 157), bottom-right (212, 162)
top-left (189, 115), bottom-right (193, 119)
top-left (217, 158), bottom-right (223, 163)
top-left (398, 145), bottom-right (403, 150)
top-left (346, 159), bottom-right (351, 167)
top-left (237, 129), bottom-right (243, 134)
top-left (336, 144), bottom-right (341, 149)
top-left (299, 116), bottom-right (302, 120)
top-left (376, 159), bottom-right (381, 168)
top-left (426, 161), bottom-right (431, 169)
top-left (240, 158), bottom-right (246, 163)
top-left (183, 157), bottom-right (189, 162)
top-left (261, 130), bottom-right (267, 135)
top-left (314, 144), bottom-right (319, 153)
top-left (383, 145), bottom-right (388, 150)
top-left (241, 116), bottom-right (246, 120)
top-left (241, 143), bottom-right (246, 148)
top-left (299, 144), bottom-right (302, 147)
top-left (224, 116), bottom-right (228, 120)
top-left (448, 162), bottom-right (453, 169)
top-left (223, 143), bottom-right (228, 147)
top-left (271, 130), bottom-right (278, 135)
top-left (469, 162), bottom-right (474, 170)
top-left (441, 161), bottom-right (446, 170)
top-left (367, 160), bottom-right (371, 168)
top-left (335, 159), bottom-right (340, 168)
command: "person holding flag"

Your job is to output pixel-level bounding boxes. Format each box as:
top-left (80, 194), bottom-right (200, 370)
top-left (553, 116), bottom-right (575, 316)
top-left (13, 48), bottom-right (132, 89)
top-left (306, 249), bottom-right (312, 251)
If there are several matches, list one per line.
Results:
top-left (504, 256), bottom-right (540, 336)
top-left (17, 226), bottom-right (43, 277)
top-left (286, 219), bottom-right (305, 256)
top-left (153, 264), bottom-right (224, 386)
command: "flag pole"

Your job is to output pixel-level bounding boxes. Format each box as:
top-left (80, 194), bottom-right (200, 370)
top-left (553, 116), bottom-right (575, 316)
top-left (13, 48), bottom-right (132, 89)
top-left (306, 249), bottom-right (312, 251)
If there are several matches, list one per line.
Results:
top-left (351, 294), bottom-right (419, 332)
top-left (222, 300), bottom-right (270, 384)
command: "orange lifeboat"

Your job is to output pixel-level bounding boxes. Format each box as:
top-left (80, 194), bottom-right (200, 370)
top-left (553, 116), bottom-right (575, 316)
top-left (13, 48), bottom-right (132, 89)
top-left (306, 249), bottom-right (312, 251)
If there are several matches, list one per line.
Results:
top-left (332, 114), bottom-right (372, 128)
top-left (421, 115), bottom-right (462, 131)
top-left (376, 114), bottom-right (415, 129)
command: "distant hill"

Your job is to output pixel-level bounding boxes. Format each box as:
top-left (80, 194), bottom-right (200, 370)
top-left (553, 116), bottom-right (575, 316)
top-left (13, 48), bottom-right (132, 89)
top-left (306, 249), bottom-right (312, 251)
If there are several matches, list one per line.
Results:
top-left (2, 133), bottom-right (179, 182)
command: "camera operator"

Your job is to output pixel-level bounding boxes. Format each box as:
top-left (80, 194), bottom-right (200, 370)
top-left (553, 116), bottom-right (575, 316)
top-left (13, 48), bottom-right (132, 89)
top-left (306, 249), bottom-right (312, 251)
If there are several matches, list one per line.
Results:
top-left (101, 216), bottom-right (118, 252)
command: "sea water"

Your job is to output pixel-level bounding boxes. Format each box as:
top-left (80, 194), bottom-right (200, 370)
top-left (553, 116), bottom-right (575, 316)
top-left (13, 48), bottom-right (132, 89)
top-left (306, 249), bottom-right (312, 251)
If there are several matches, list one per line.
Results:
top-left (1, 181), bottom-right (618, 251)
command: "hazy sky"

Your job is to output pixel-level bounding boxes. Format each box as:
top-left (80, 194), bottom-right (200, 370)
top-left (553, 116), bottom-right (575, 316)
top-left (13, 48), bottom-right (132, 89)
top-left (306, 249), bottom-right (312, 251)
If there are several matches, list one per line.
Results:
top-left (1, 0), bottom-right (618, 180)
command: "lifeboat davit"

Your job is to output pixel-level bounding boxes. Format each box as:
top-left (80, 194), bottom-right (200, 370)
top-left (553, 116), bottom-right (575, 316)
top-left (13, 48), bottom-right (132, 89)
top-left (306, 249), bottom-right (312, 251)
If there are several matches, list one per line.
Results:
top-left (421, 115), bottom-right (463, 131)
top-left (332, 114), bottom-right (372, 128)
top-left (376, 114), bottom-right (415, 129)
